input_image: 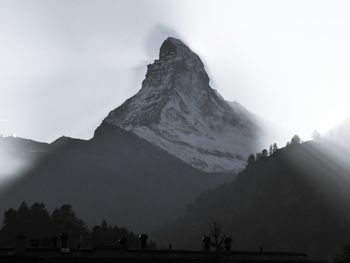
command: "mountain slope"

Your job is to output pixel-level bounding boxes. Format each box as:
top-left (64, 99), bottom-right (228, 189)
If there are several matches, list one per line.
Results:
top-left (102, 37), bottom-right (285, 173)
top-left (154, 140), bottom-right (350, 259)
top-left (0, 124), bottom-right (232, 233)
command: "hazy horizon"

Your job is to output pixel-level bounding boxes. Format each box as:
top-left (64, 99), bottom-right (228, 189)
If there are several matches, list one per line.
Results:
top-left (1, 0), bottom-right (350, 142)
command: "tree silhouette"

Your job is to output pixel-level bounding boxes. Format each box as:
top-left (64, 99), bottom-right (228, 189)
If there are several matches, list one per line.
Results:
top-left (247, 154), bottom-right (256, 167)
top-left (261, 149), bottom-right (268, 158)
top-left (291, 135), bottom-right (301, 145)
top-left (256, 152), bottom-right (263, 161)
top-left (51, 204), bottom-right (87, 247)
top-left (0, 202), bottom-right (153, 249)
top-left (28, 203), bottom-right (51, 240)
top-left (209, 222), bottom-right (225, 253)
top-left (269, 145), bottom-right (273, 155)
top-left (272, 143), bottom-right (278, 153)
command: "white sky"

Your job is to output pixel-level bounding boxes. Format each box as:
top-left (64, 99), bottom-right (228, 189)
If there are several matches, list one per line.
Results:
top-left (1, 0), bottom-right (350, 142)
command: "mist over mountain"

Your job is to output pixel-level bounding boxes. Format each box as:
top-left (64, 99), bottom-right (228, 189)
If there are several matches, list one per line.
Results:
top-left (0, 37), bottom-right (315, 247)
top-left (0, 37), bottom-right (289, 179)
top-left (153, 138), bottom-right (350, 259)
top-left (0, 137), bottom-right (50, 189)
top-left (102, 37), bottom-right (289, 173)
top-left (327, 117), bottom-right (350, 146)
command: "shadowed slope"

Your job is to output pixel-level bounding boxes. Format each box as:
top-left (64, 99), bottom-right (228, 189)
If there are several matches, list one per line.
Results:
top-left (154, 141), bottom-right (350, 259)
top-left (0, 124), bottom-right (232, 233)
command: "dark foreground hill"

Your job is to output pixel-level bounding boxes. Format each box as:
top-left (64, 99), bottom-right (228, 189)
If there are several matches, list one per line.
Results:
top-left (0, 124), bottom-right (232, 234)
top-left (154, 140), bottom-right (350, 259)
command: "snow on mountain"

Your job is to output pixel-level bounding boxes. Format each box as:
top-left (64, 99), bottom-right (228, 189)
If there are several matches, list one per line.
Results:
top-left (101, 37), bottom-right (284, 172)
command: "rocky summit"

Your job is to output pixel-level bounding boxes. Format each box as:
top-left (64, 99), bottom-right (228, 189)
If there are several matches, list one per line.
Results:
top-left (101, 37), bottom-right (280, 172)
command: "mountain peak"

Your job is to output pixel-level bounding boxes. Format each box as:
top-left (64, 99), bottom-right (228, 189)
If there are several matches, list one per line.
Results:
top-left (99, 38), bottom-right (263, 172)
top-left (159, 37), bottom-right (193, 59)
top-left (144, 37), bottom-right (209, 84)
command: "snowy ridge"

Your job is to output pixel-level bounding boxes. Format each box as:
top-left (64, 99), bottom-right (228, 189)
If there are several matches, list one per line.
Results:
top-left (102, 37), bottom-right (271, 172)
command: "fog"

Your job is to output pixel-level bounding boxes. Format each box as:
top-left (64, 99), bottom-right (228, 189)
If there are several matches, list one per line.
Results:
top-left (1, 0), bottom-right (350, 142)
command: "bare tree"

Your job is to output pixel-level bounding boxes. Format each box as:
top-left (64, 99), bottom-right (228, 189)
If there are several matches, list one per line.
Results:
top-left (209, 222), bottom-right (225, 253)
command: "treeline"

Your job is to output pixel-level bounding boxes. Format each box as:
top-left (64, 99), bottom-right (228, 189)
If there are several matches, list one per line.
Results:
top-left (0, 202), bottom-right (156, 249)
top-left (246, 135), bottom-right (302, 167)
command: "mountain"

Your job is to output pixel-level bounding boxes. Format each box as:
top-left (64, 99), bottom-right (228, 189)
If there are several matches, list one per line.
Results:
top-left (0, 37), bottom-right (289, 235)
top-left (0, 124), bottom-right (232, 234)
top-left (101, 37), bottom-right (288, 173)
top-left (153, 140), bottom-right (350, 259)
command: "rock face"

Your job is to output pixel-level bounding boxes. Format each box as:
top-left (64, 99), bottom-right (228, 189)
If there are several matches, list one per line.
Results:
top-left (102, 37), bottom-right (267, 172)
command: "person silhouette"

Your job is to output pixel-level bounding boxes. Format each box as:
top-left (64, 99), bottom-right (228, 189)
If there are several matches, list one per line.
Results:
top-left (138, 234), bottom-right (148, 250)
top-left (224, 237), bottom-right (232, 251)
top-left (202, 235), bottom-right (211, 251)
top-left (118, 237), bottom-right (128, 249)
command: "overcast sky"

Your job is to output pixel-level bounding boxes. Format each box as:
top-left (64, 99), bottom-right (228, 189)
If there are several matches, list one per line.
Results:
top-left (1, 0), bottom-right (350, 142)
